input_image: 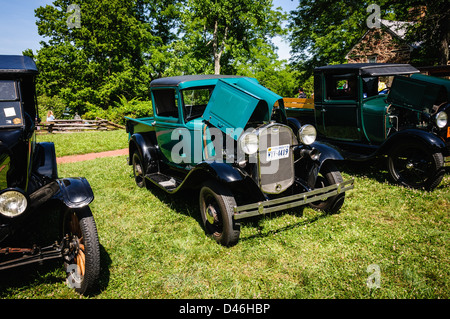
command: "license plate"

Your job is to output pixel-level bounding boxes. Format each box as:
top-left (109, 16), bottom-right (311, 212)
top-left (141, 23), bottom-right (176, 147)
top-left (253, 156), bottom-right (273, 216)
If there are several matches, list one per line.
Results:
top-left (266, 144), bottom-right (290, 161)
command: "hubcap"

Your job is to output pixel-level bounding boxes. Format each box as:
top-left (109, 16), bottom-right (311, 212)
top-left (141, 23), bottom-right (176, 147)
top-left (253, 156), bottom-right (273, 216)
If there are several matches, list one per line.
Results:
top-left (206, 204), bottom-right (218, 225)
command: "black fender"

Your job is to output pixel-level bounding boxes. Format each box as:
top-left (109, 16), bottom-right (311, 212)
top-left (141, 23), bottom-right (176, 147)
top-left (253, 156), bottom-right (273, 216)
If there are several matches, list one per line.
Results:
top-left (54, 177), bottom-right (94, 208)
top-left (377, 129), bottom-right (447, 156)
top-left (33, 142), bottom-right (58, 179)
top-left (287, 117), bottom-right (302, 134)
top-left (178, 161), bottom-right (267, 202)
top-left (128, 132), bottom-right (159, 174)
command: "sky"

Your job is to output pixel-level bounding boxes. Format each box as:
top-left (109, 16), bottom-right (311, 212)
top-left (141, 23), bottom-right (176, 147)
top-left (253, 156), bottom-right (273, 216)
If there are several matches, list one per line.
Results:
top-left (0, 0), bottom-right (298, 60)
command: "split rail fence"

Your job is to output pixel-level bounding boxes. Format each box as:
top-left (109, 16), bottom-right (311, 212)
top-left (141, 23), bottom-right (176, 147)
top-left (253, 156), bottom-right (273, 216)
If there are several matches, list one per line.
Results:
top-left (38, 118), bottom-right (125, 133)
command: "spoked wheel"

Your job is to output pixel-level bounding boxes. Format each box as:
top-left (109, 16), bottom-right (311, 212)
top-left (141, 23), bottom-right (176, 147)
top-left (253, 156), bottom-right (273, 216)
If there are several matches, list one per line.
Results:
top-left (199, 180), bottom-right (240, 247)
top-left (387, 142), bottom-right (444, 191)
top-left (309, 161), bottom-right (345, 214)
top-left (63, 206), bottom-right (100, 295)
top-left (132, 151), bottom-right (146, 188)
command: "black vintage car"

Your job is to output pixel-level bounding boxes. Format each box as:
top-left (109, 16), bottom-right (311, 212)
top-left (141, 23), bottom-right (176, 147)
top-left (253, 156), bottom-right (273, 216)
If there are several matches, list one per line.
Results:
top-left (0, 55), bottom-right (100, 294)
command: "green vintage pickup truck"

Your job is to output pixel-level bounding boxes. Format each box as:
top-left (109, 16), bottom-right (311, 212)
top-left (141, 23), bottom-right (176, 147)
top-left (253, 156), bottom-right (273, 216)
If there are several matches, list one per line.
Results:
top-left (286, 63), bottom-right (449, 191)
top-left (125, 75), bottom-right (354, 246)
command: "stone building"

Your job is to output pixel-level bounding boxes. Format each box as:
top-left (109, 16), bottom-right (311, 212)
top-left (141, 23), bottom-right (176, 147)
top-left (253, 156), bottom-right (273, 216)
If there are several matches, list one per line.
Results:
top-left (345, 19), bottom-right (415, 64)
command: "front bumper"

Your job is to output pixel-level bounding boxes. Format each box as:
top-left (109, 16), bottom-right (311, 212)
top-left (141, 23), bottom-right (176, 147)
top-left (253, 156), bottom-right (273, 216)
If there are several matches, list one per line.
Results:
top-left (233, 179), bottom-right (354, 220)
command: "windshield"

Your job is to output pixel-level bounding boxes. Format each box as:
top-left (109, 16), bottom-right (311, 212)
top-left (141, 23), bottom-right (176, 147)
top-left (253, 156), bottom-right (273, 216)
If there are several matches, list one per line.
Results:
top-left (362, 76), bottom-right (395, 98)
top-left (181, 86), bottom-right (214, 122)
top-left (0, 80), bottom-right (23, 127)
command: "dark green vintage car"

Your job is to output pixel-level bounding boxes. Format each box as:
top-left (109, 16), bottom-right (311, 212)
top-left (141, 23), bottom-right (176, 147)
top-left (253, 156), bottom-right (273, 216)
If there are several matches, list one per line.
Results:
top-left (287, 63), bottom-right (449, 191)
top-left (126, 75), bottom-right (354, 246)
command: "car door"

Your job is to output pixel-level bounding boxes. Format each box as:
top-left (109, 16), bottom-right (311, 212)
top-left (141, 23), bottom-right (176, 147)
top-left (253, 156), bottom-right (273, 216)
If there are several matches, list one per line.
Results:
top-left (152, 88), bottom-right (184, 165)
top-left (321, 73), bottom-right (362, 141)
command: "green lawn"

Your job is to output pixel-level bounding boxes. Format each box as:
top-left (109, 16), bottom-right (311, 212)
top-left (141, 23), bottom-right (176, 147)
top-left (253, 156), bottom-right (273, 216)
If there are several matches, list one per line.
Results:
top-left (0, 131), bottom-right (449, 299)
top-left (36, 129), bottom-right (128, 157)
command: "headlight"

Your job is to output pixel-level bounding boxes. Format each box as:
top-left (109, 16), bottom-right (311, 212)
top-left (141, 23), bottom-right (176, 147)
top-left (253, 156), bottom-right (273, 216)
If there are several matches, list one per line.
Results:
top-left (0, 189), bottom-right (28, 218)
top-left (436, 111), bottom-right (448, 128)
top-left (239, 132), bottom-right (258, 155)
top-left (298, 124), bottom-right (317, 145)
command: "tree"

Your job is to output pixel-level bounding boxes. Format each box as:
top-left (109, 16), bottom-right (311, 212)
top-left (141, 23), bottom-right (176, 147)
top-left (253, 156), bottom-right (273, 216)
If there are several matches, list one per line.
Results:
top-left (181, 0), bottom-right (283, 74)
top-left (289, 1), bottom-right (392, 80)
top-left (389, 0), bottom-right (449, 66)
top-left (33, 0), bottom-right (179, 114)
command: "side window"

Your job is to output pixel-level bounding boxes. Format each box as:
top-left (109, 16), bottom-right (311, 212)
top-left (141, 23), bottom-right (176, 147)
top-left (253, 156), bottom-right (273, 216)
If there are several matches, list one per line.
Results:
top-left (325, 75), bottom-right (357, 101)
top-left (152, 89), bottom-right (179, 118)
top-left (181, 86), bottom-right (214, 122)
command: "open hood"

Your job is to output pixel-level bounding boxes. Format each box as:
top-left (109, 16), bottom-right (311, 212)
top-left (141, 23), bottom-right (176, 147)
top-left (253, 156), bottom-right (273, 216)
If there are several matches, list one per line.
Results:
top-left (202, 78), bottom-right (283, 140)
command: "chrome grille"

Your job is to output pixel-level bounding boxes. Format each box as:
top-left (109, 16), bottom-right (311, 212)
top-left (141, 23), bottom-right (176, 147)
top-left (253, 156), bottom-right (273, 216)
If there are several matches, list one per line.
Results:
top-left (257, 124), bottom-right (295, 194)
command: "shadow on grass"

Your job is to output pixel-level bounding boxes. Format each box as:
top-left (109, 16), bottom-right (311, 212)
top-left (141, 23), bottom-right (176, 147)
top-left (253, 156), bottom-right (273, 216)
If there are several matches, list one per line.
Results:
top-left (142, 180), bottom-right (332, 244)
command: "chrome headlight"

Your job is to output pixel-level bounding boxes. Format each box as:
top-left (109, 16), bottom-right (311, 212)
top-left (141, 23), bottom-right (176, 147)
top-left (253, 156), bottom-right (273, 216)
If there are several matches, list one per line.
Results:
top-left (239, 132), bottom-right (258, 155)
top-left (0, 189), bottom-right (28, 218)
top-left (298, 124), bottom-right (317, 145)
top-left (436, 111), bottom-right (448, 128)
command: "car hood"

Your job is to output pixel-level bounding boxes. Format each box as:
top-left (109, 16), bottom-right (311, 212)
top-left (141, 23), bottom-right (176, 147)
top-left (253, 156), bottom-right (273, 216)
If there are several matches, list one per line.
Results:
top-left (387, 74), bottom-right (450, 112)
top-left (202, 78), bottom-right (283, 140)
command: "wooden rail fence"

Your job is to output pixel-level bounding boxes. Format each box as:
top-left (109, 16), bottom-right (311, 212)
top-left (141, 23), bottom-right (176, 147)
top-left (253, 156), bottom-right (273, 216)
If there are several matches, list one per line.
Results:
top-left (38, 118), bottom-right (125, 133)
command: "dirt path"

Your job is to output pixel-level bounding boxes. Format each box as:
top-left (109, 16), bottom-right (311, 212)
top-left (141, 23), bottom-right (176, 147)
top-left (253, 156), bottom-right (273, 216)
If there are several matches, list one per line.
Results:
top-left (56, 148), bottom-right (128, 164)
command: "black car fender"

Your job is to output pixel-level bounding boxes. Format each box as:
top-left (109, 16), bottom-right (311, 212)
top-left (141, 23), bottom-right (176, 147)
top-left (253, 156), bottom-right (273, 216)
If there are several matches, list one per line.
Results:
top-left (128, 132), bottom-right (159, 173)
top-left (378, 128), bottom-right (447, 156)
top-left (54, 177), bottom-right (94, 208)
top-left (181, 161), bottom-right (267, 202)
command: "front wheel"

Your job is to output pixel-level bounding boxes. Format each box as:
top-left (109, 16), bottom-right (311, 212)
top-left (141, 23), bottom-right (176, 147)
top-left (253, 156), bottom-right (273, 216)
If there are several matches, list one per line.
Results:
top-left (309, 162), bottom-right (345, 214)
top-left (199, 180), bottom-right (240, 247)
top-left (63, 206), bottom-right (100, 295)
top-left (387, 142), bottom-right (444, 191)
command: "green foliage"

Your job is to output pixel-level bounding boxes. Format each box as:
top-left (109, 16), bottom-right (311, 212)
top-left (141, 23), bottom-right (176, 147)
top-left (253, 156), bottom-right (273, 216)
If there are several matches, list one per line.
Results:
top-left (83, 95), bottom-right (153, 125)
top-left (37, 94), bottom-right (67, 120)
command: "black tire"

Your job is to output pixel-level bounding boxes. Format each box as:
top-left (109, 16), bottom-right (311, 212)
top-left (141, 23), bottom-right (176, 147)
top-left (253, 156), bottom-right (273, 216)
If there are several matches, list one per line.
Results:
top-left (199, 180), bottom-right (240, 247)
top-left (309, 161), bottom-right (345, 214)
top-left (63, 206), bottom-right (100, 295)
top-left (387, 142), bottom-right (444, 191)
top-left (132, 151), bottom-right (146, 188)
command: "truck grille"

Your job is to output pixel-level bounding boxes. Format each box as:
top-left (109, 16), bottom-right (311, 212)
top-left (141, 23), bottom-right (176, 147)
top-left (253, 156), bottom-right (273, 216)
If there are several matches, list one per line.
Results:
top-left (257, 124), bottom-right (295, 194)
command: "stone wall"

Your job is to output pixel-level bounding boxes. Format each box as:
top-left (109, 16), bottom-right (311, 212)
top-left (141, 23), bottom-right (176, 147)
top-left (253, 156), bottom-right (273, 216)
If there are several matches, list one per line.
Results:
top-left (346, 28), bottom-right (412, 64)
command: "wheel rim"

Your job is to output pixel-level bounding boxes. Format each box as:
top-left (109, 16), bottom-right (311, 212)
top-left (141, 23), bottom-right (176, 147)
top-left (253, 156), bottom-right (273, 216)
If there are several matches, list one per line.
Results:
top-left (202, 192), bottom-right (223, 236)
top-left (391, 147), bottom-right (433, 187)
top-left (133, 153), bottom-right (145, 186)
top-left (66, 212), bottom-right (86, 284)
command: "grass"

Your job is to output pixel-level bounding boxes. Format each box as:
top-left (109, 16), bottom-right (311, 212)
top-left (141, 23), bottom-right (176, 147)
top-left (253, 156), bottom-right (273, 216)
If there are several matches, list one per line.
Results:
top-left (36, 129), bottom-right (128, 157)
top-left (0, 131), bottom-right (449, 299)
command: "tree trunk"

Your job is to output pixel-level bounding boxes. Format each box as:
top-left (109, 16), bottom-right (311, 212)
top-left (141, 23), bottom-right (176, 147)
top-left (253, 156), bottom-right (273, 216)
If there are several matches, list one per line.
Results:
top-left (212, 20), bottom-right (228, 75)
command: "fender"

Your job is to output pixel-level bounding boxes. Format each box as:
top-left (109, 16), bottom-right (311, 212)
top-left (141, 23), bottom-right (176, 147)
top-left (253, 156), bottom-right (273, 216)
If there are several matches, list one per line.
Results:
top-left (54, 177), bottom-right (94, 208)
top-left (128, 132), bottom-right (159, 173)
top-left (287, 117), bottom-right (303, 133)
top-left (167, 161), bottom-right (267, 202)
top-left (377, 128), bottom-right (447, 156)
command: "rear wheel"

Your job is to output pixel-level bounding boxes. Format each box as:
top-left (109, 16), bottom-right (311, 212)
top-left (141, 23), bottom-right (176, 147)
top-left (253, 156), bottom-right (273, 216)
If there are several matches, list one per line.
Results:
top-left (63, 206), bottom-right (100, 295)
top-left (387, 142), bottom-right (444, 190)
top-left (309, 162), bottom-right (345, 214)
top-left (132, 151), bottom-right (146, 188)
top-left (199, 180), bottom-right (240, 247)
